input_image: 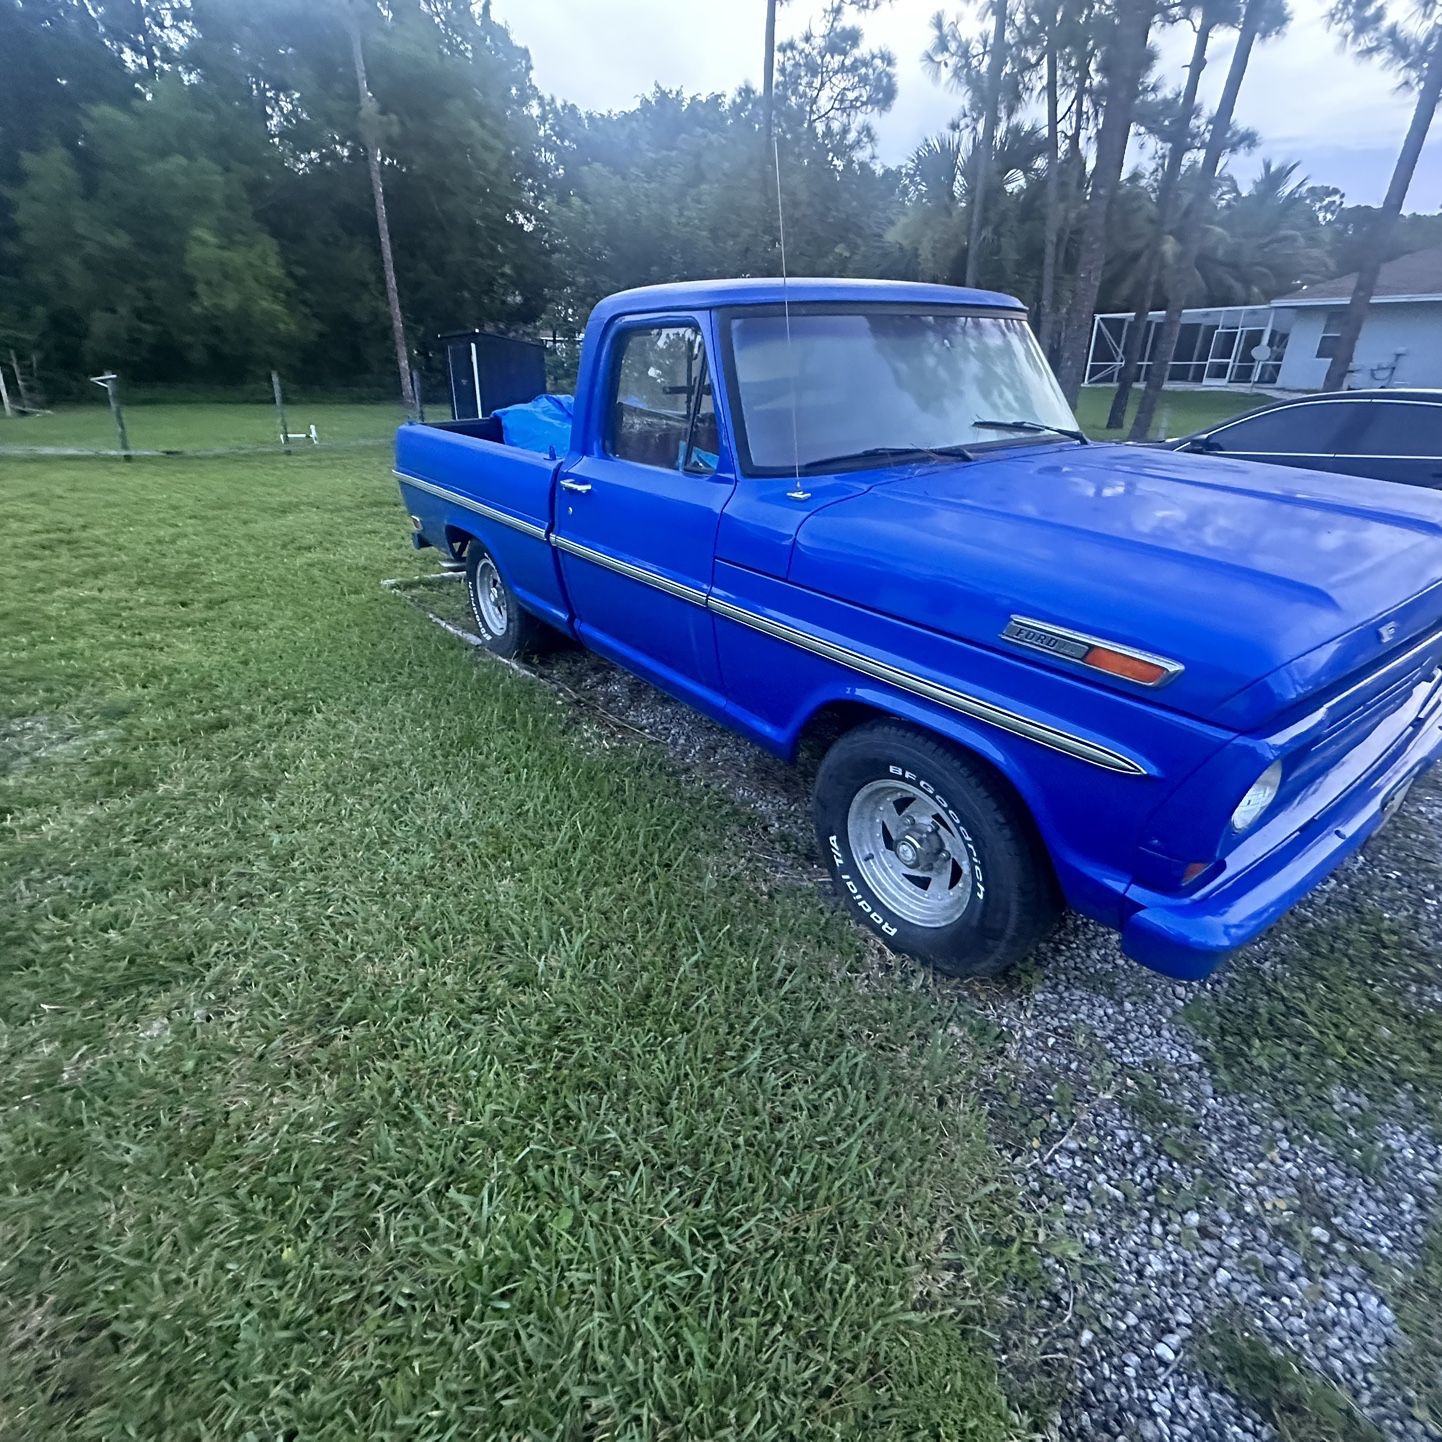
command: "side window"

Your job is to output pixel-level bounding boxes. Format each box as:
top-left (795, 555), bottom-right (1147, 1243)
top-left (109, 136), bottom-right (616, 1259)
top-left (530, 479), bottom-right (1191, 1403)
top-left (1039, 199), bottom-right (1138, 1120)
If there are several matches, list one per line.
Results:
top-left (1348, 402), bottom-right (1442, 458)
top-left (1316, 312), bottom-right (1344, 359)
top-left (1210, 401), bottom-right (1357, 455)
top-left (607, 324), bottom-right (718, 474)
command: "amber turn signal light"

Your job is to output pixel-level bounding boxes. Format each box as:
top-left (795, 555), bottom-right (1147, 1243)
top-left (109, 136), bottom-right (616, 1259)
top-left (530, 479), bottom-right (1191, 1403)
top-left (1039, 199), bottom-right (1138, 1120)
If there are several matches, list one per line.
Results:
top-left (1083, 646), bottom-right (1170, 686)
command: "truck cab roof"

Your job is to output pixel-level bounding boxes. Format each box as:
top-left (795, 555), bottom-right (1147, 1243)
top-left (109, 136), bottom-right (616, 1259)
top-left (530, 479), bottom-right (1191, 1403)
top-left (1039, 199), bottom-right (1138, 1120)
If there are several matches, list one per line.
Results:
top-left (587, 277), bottom-right (1027, 327)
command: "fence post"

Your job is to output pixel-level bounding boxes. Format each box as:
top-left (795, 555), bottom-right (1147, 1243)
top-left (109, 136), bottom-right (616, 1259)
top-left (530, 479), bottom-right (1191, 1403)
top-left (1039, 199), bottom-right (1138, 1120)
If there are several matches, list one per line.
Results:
top-left (272, 369), bottom-right (291, 454)
top-left (9, 350), bottom-right (33, 412)
top-left (90, 371), bottom-right (131, 460)
top-left (0, 365), bottom-right (11, 419)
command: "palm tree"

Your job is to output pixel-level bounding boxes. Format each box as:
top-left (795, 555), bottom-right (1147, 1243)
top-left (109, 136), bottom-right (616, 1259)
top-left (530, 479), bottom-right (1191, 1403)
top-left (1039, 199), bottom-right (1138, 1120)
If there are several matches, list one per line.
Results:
top-left (1043, 1), bottom-right (1100, 351)
top-left (1321, 1), bottom-right (1442, 390)
top-left (763, 0), bottom-right (780, 143)
top-left (1104, 1), bottom-right (1223, 430)
top-left (1096, 178), bottom-right (1163, 310)
top-left (892, 121), bottom-right (1046, 284)
top-left (1037, 3), bottom-right (1063, 346)
top-left (892, 128), bottom-right (972, 282)
top-left (1015, 0), bottom-right (1095, 351)
top-left (346, 0), bottom-right (415, 413)
top-left (1129, 0), bottom-right (1287, 441)
top-left (1055, 0), bottom-right (1160, 403)
top-left (966, 0), bottom-right (1014, 286)
top-left (1201, 161), bottom-right (1331, 301)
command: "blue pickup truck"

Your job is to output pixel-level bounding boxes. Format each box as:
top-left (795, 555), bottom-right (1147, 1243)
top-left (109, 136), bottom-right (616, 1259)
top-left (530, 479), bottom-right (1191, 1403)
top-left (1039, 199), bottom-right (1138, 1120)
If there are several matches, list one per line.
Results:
top-left (395, 278), bottom-right (1442, 980)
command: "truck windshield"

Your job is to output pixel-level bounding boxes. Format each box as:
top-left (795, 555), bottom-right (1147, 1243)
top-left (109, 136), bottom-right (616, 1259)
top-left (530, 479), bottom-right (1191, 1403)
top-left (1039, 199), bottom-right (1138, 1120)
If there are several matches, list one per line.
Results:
top-left (726, 309), bottom-right (1081, 474)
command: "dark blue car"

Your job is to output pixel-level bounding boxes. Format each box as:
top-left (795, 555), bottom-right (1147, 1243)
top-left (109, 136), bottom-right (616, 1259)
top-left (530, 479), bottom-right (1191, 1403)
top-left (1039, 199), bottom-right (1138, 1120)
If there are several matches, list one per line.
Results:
top-left (1169, 388), bottom-right (1442, 489)
top-left (394, 280), bottom-right (1442, 981)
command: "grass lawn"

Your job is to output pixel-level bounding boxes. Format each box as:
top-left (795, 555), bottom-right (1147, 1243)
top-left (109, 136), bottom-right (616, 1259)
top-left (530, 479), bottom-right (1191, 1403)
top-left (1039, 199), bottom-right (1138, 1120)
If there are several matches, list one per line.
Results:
top-left (0, 442), bottom-right (1034, 1438)
top-left (0, 400), bottom-right (425, 453)
top-left (0, 386), bottom-right (1274, 456)
top-left (1075, 385), bottom-right (1275, 440)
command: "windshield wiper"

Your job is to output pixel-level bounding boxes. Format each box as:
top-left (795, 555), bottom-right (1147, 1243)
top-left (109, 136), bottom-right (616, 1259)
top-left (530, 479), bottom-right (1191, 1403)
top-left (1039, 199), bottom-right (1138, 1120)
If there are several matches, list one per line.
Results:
top-left (973, 418), bottom-right (1089, 444)
top-left (798, 442), bottom-right (976, 474)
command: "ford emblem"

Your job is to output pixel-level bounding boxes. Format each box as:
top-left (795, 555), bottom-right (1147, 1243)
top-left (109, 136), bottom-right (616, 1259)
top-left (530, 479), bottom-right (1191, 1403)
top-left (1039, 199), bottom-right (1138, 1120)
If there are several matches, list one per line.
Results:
top-left (1378, 621), bottom-right (1399, 644)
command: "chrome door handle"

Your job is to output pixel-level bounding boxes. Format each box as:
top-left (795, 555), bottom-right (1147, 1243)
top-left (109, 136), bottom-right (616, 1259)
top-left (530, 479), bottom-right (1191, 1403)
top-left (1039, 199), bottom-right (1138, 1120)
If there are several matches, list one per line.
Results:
top-left (559, 478), bottom-right (592, 494)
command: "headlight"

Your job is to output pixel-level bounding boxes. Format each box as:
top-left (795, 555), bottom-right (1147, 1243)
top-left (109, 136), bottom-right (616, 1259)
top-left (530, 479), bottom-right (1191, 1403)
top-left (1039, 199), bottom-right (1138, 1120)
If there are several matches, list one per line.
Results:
top-left (1231, 761), bottom-right (1283, 832)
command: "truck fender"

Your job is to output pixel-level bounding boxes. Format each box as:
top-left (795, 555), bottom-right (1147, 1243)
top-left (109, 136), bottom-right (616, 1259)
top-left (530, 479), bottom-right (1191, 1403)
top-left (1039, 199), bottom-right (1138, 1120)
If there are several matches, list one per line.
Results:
top-left (439, 519), bottom-right (572, 635)
top-left (791, 684), bottom-right (1030, 798)
top-left (787, 682), bottom-right (1096, 914)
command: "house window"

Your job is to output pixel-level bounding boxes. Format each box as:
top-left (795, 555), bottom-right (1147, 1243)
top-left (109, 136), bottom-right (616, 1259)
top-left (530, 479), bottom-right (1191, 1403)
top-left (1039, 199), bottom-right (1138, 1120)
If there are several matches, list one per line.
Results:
top-left (1315, 311), bottom-right (1345, 359)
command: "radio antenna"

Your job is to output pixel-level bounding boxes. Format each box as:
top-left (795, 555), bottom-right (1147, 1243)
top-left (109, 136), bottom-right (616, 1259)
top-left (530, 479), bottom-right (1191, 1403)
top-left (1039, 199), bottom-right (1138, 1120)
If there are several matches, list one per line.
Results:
top-left (773, 136), bottom-right (809, 501)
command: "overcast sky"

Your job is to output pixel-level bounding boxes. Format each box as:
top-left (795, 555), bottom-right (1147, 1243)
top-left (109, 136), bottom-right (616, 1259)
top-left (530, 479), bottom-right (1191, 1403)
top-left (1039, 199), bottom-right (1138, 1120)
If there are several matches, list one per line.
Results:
top-left (494, 0), bottom-right (1441, 210)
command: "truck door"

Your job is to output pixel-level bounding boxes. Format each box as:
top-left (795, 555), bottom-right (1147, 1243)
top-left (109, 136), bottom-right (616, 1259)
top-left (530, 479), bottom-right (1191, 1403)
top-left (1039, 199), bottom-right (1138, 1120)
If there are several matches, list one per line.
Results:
top-left (554, 316), bottom-right (736, 703)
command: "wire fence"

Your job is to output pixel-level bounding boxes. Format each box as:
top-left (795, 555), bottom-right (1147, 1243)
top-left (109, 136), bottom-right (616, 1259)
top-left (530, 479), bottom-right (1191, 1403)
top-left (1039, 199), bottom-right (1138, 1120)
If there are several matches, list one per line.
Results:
top-left (2, 437), bottom-right (415, 460)
top-left (0, 368), bottom-right (439, 461)
top-left (1, 331), bottom-right (581, 460)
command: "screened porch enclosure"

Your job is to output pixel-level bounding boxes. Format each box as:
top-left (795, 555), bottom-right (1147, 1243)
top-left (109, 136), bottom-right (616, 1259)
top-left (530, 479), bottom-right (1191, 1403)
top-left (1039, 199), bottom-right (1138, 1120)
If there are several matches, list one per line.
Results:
top-left (1084, 305), bottom-right (1292, 388)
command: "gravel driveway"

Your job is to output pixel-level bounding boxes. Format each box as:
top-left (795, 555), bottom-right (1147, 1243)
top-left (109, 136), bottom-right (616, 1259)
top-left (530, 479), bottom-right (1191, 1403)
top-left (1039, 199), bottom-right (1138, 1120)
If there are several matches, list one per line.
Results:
top-left (397, 574), bottom-right (1441, 1442)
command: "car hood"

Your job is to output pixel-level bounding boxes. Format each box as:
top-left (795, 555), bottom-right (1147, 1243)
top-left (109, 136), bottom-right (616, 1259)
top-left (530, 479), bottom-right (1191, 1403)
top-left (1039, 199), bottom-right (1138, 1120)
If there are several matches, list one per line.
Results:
top-left (788, 443), bottom-right (1442, 728)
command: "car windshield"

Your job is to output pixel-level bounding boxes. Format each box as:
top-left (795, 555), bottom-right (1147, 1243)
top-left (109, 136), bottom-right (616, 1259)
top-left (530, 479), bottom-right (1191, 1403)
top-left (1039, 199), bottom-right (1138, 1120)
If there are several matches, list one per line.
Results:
top-left (726, 308), bottom-right (1081, 473)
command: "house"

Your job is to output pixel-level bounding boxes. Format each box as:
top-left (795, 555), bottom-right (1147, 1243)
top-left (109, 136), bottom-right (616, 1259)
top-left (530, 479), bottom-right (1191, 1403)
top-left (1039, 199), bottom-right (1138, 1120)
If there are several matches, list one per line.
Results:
top-left (1083, 245), bottom-right (1442, 394)
top-left (1269, 244), bottom-right (1442, 391)
top-left (1084, 303), bottom-right (1289, 389)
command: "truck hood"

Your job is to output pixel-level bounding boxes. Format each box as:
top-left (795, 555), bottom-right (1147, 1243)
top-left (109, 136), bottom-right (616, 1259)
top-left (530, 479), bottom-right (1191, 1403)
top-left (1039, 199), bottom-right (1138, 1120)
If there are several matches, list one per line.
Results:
top-left (788, 443), bottom-right (1442, 728)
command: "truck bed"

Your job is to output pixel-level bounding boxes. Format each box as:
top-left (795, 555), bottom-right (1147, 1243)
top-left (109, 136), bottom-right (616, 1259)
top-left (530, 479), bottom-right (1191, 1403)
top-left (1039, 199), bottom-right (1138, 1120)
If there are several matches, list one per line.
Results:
top-left (394, 420), bottom-right (567, 628)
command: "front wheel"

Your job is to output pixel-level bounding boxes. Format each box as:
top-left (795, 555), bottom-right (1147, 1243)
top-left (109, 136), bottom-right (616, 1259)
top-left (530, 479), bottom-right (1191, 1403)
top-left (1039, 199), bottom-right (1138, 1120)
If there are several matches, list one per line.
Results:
top-left (464, 543), bottom-right (546, 659)
top-left (813, 721), bottom-right (1059, 978)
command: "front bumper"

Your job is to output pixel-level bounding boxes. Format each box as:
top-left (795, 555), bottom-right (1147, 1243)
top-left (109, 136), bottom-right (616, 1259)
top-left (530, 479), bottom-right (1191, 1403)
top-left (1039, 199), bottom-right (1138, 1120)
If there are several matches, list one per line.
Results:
top-left (1121, 700), bottom-right (1442, 979)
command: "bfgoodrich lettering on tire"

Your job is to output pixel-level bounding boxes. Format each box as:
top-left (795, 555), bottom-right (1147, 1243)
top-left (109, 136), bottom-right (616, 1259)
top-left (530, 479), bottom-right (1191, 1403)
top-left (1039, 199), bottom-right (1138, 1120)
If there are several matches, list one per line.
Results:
top-left (813, 720), bottom-right (1059, 977)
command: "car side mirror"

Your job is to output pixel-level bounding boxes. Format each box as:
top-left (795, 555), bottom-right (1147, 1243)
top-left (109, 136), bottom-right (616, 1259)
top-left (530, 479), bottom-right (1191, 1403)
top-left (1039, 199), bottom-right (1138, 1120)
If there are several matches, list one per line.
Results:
top-left (1187, 436), bottom-right (1223, 454)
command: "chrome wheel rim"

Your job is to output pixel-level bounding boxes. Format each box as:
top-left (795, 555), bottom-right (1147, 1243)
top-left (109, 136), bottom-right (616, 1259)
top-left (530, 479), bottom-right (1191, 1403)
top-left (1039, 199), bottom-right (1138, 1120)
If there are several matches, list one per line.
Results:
top-left (473, 557), bottom-right (508, 636)
top-left (846, 779), bottom-right (975, 928)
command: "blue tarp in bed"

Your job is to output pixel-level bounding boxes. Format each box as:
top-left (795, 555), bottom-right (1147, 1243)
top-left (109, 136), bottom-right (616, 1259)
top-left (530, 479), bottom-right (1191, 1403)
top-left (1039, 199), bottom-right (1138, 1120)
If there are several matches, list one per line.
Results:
top-left (493, 393), bottom-right (575, 455)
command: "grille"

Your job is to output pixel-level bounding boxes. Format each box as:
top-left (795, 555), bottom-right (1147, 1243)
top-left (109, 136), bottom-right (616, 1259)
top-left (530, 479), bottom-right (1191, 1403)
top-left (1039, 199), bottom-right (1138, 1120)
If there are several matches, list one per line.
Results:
top-left (1419, 666), bottom-right (1442, 726)
top-left (1319, 660), bottom-right (1433, 750)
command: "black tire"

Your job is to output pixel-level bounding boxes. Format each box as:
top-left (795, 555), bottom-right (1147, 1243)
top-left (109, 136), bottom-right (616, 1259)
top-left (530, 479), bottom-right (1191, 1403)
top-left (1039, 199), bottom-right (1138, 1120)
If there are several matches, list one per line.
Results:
top-left (813, 721), bottom-right (1059, 978)
top-left (464, 543), bottom-right (546, 659)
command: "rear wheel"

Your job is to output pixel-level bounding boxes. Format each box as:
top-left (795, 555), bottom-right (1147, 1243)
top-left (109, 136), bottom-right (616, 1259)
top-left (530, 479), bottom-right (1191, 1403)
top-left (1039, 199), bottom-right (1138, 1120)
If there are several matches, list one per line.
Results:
top-left (464, 543), bottom-right (545, 659)
top-left (814, 721), bottom-right (1059, 977)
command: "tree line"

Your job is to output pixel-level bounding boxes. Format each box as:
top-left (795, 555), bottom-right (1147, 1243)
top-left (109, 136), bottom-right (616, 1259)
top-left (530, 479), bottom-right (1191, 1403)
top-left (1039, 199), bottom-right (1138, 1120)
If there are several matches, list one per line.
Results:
top-left (1, 0), bottom-right (1438, 431)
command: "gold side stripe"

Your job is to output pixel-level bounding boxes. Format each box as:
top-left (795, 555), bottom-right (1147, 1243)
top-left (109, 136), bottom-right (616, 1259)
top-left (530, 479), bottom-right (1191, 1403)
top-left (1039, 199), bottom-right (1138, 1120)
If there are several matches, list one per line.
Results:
top-left (551, 535), bottom-right (710, 606)
top-left (393, 470), bottom-right (549, 540)
top-left (398, 469), bottom-right (1146, 776)
top-left (708, 598), bottom-right (1149, 777)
